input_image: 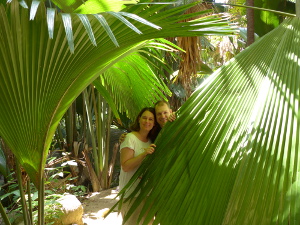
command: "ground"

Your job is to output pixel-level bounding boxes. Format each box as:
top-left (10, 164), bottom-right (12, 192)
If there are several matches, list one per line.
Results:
top-left (82, 187), bottom-right (123, 225)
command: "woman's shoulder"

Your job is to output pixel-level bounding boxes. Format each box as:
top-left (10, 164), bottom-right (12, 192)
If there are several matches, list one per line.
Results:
top-left (124, 132), bottom-right (139, 142)
top-left (127, 132), bottom-right (136, 138)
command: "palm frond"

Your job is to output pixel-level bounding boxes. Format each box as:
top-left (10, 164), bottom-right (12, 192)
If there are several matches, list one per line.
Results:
top-left (121, 16), bottom-right (300, 225)
top-left (94, 39), bottom-right (176, 121)
top-left (0, 0), bottom-right (236, 187)
top-left (223, 3), bottom-right (295, 18)
top-left (51, 0), bottom-right (136, 14)
top-left (12, 0), bottom-right (236, 52)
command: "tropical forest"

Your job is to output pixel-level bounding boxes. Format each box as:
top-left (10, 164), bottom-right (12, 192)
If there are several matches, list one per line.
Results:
top-left (0, 0), bottom-right (298, 224)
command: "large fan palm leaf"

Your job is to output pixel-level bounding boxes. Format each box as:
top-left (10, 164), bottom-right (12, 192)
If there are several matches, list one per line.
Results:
top-left (121, 16), bottom-right (300, 225)
top-left (97, 43), bottom-right (173, 120)
top-left (0, 0), bottom-right (235, 187)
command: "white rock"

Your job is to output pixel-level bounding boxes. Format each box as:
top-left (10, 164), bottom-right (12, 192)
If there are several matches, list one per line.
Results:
top-left (53, 194), bottom-right (84, 225)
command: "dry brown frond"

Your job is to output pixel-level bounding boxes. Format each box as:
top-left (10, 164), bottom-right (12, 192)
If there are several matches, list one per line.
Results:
top-left (176, 2), bottom-right (213, 98)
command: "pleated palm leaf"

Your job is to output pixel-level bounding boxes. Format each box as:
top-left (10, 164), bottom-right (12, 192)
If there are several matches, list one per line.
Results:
top-left (120, 15), bottom-right (300, 225)
top-left (84, 42), bottom-right (174, 191)
top-left (0, 0), bottom-right (235, 220)
top-left (0, 0), bottom-right (235, 224)
top-left (94, 39), bottom-right (176, 121)
top-left (0, 0), bottom-right (234, 187)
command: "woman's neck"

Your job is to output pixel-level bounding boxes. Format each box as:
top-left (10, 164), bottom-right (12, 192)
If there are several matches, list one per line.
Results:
top-left (133, 130), bottom-right (149, 142)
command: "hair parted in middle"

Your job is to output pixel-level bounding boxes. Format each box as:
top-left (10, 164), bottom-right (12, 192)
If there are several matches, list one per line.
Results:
top-left (130, 107), bottom-right (156, 131)
top-left (130, 107), bottom-right (158, 142)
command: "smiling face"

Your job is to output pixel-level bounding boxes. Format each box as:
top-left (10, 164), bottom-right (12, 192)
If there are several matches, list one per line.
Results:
top-left (139, 110), bottom-right (155, 132)
top-left (155, 103), bottom-right (172, 128)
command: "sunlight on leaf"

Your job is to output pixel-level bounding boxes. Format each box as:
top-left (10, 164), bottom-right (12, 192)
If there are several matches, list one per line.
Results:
top-left (118, 12), bottom-right (161, 30)
top-left (29, 0), bottom-right (41, 20)
top-left (93, 13), bottom-right (119, 47)
top-left (61, 13), bottom-right (74, 53)
top-left (107, 11), bottom-right (142, 34)
top-left (47, 8), bottom-right (56, 39)
top-left (77, 14), bottom-right (97, 46)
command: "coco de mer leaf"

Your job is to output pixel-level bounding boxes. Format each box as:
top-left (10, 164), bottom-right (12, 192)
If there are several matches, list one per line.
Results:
top-left (0, 0), bottom-right (235, 187)
top-left (122, 16), bottom-right (300, 225)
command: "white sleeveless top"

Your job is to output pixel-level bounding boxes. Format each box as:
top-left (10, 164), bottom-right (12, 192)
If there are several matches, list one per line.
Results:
top-left (119, 133), bottom-right (151, 198)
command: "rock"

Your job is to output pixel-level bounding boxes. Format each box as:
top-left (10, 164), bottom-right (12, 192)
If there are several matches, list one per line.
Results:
top-left (52, 194), bottom-right (84, 225)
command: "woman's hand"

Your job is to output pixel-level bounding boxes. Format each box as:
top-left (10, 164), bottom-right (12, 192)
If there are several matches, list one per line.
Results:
top-left (144, 144), bottom-right (156, 155)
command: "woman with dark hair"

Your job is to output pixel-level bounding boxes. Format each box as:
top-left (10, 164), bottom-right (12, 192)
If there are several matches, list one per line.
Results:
top-left (119, 107), bottom-right (157, 225)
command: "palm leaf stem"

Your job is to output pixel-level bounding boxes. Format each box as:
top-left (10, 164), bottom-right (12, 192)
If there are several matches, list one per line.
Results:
top-left (93, 87), bottom-right (104, 175)
top-left (27, 179), bottom-right (33, 223)
top-left (96, 93), bottom-right (105, 186)
top-left (16, 162), bottom-right (31, 225)
top-left (218, 3), bottom-right (295, 17)
top-left (37, 178), bottom-right (44, 225)
top-left (83, 88), bottom-right (99, 177)
top-left (65, 105), bottom-right (74, 152)
top-left (104, 106), bottom-right (112, 188)
top-left (0, 201), bottom-right (11, 225)
top-left (92, 78), bottom-right (120, 120)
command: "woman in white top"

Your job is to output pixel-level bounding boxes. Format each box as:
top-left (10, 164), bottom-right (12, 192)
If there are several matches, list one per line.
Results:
top-left (119, 107), bottom-right (157, 225)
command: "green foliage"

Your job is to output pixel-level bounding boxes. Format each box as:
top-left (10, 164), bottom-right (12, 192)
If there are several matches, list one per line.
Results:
top-left (0, 0), bottom-right (235, 189)
top-left (33, 193), bottom-right (63, 225)
top-left (254, 0), bottom-right (285, 36)
top-left (228, 0), bottom-right (295, 36)
top-left (2, 157), bottom-right (88, 224)
top-left (51, 0), bottom-right (135, 13)
top-left (65, 184), bottom-right (87, 196)
top-left (0, 0), bottom-right (236, 224)
top-left (228, 0), bottom-right (247, 27)
top-left (115, 15), bottom-right (300, 225)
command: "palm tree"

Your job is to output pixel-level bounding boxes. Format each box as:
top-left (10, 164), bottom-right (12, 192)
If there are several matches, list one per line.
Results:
top-left (119, 4), bottom-right (300, 225)
top-left (246, 0), bottom-right (254, 46)
top-left (0, 0), bottom-right (235, 224)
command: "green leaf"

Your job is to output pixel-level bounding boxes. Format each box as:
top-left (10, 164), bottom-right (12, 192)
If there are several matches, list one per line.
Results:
top-left (99, 42), bottom-right (172, 120)
top-left (254, 0), bottom-right (281, 36)
top-left (116, 11), bottom-right (161, 30)
top-left (46, 8), bottom-right (56, 39)
top-left (107, 11), bottom-right (143, 34)
top-left (29, 0), bottom-right (40, 20)
top-left (93, 78), bottom-right (120, 120)
top-left (118, 16), bottom-right (300, 225)
top-left (76, 13), bottom-right (96, 46)
top-left (93, 14), bottom-right (119, 47)
top-left (73, 0), bottom-right (135, 14)
top-left (0, 190), bottom-right (20, 200)
top-left (0, 0), bottom-right (236, 188)
top-left (61, 13), bottom-right (74, 53)
top-left (50, 0), bottom-right (86, 13)
top-left (51, 0), bottom-right (136, 13)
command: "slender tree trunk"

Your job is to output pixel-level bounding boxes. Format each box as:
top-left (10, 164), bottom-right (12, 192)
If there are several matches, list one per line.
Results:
top-left (246, 0), bottom-right (255, 46)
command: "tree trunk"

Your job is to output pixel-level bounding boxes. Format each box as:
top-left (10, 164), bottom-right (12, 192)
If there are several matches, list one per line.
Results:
top-left (246, 0), bottom-right (255, 46)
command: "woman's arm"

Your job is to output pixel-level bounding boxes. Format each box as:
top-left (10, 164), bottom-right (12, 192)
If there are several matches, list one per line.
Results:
top-left (120, 144), bottom-right (156, 172)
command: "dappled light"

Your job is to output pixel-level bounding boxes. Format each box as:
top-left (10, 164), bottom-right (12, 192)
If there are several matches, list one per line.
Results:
top-left (118, 16), bottom-right (300, 225)
top-left (1, 1), bottom-right (300, 225)
top-left (82, 189), bottom-right (122, 224)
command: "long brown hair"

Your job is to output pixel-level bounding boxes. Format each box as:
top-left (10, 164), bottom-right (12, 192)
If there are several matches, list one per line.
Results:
top-left (130, 107), bottom-right (157, 141)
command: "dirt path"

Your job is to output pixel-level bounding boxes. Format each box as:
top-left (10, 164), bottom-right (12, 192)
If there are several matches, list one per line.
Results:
top-left (82, 187), bottom-right (123, 225)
